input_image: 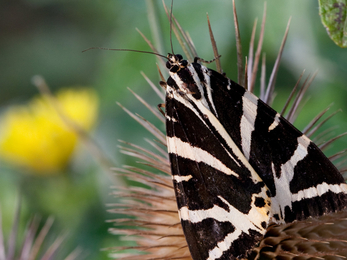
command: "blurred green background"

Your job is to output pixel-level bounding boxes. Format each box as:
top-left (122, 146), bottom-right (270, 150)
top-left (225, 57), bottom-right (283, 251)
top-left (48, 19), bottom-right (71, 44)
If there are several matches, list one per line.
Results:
top-left (0, 0), bottom-right (346, 259)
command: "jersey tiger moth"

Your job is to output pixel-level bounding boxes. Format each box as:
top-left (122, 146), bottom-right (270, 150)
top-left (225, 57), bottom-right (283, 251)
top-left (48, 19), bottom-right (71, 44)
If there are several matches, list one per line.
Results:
top-left (163, 54), bottom-right (347, 259)
top-left (104, 2), bottom-right (347, 260)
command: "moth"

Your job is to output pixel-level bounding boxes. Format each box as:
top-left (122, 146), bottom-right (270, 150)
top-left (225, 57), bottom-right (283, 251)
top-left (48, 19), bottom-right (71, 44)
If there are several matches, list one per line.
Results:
top-left (163, 53), bottom-right (347, 260)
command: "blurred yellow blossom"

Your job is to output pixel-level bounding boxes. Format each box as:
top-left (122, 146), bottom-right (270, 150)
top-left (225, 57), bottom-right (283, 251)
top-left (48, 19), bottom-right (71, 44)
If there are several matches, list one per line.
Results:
top-left (0, 88), bottom-right (99, 174)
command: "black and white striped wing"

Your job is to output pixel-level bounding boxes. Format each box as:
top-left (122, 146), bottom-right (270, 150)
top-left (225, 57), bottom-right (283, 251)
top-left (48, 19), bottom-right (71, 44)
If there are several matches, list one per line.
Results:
top-left (204, 68), bottom-right (347, 223)
top-left (165, 55), bottom-right (347, 260)
top-left (165, 61), bottom-right (272, 259)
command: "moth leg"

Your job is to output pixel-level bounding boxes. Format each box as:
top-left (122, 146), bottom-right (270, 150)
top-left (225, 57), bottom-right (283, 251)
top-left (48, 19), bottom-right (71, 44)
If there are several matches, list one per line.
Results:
top-left (194, 55), bottom-right (221, 64)
top-left (157, 103), bottom-right (165, 117)
top-left (159, 81), bottom-right (167, 90)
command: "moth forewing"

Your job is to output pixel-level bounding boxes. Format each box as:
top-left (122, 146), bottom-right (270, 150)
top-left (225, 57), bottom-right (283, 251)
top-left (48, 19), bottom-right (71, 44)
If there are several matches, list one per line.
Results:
top-left (164, 53), bottom-right (347, 259)
top-left (231, 86), bottom-right (347, 222)
top-left (165, 57), bottom-right (272, 259)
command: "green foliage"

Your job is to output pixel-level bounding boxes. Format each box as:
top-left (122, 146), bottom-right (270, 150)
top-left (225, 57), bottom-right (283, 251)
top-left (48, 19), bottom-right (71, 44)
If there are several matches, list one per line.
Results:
top-left (319, 0), bottom-right (347, 47)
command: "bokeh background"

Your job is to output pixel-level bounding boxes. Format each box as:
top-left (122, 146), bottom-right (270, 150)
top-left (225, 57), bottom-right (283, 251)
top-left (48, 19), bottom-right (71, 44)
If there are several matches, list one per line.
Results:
top-left (0, 0), bottom-right (346, 259)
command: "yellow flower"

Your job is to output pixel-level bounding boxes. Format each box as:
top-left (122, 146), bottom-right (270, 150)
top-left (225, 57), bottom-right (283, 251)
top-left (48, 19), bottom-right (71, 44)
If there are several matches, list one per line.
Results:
top-left (0, 88), bottom-right (99, 174)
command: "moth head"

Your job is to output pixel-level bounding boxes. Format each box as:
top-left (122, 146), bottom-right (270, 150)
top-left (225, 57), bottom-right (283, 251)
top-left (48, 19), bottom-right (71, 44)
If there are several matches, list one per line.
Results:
top-left (166, 53), bottom-right (188, 73)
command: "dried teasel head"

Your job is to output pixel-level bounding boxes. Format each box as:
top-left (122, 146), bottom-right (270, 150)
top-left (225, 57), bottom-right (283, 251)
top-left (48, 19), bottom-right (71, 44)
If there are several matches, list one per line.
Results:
top-left (0, 200), bottom-right (82, 260)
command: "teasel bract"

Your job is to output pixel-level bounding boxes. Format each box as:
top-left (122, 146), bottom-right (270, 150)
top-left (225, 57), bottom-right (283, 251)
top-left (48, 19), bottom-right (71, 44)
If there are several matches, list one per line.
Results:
top-left (0, 200), bottom-right (82, 260)
top-left (108, 1), bottom-right (347, 259)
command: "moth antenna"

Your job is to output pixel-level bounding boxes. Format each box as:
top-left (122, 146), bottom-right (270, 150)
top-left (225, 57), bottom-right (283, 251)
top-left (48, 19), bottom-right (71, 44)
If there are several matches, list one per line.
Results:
top-left (82, 47), bottom-right (168, 60)
top-left (169, 0), bottom-right (175, 54)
